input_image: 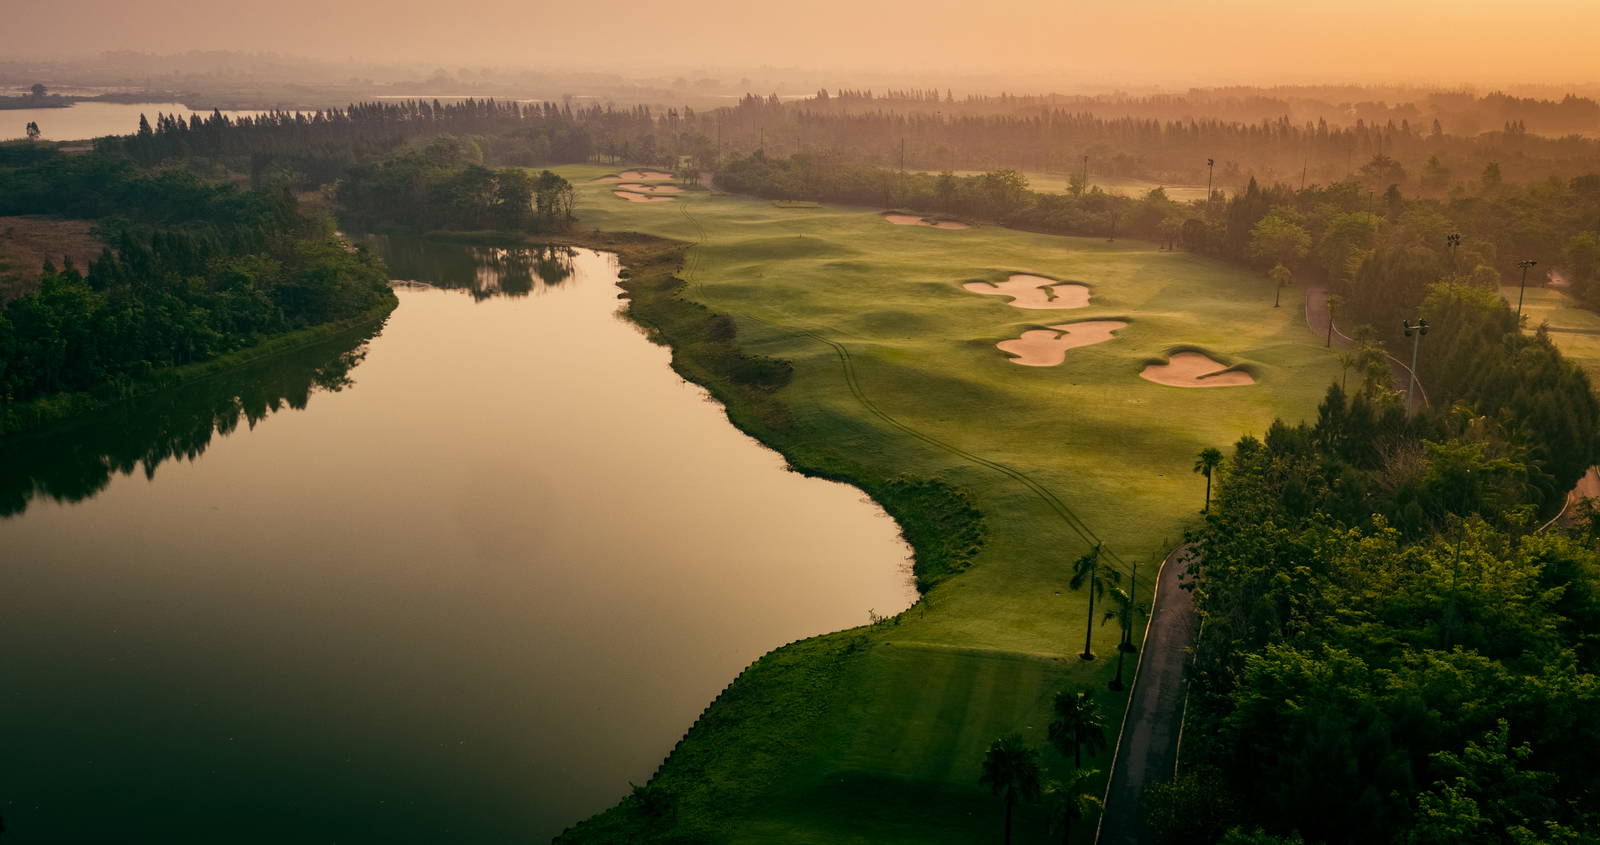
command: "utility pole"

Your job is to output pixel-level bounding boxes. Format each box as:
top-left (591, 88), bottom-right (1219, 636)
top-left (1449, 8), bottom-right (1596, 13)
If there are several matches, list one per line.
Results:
top-left (1514, 258), bottom-right (1538, 353)
top-left (1300, 158), bottom-right (1307, 191)
top-left (899, 136), bottom-right (905, 172)
top-left (1403, 318), bottom-right (1430, 411)
top-left (1083, 154), bottom-right (1090, 190)
top-left (759, 126), bottom-right (764, 152)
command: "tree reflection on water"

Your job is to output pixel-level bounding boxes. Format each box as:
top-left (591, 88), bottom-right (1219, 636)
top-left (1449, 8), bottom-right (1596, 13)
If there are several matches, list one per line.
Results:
top-left (0, 326), bottom-right (376, 517)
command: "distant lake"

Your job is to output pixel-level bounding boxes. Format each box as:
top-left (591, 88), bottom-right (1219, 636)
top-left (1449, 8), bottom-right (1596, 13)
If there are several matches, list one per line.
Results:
top-left (0, 241), bottom-right (915, 841)
top-left (1, 101), bottom-right (269, 142)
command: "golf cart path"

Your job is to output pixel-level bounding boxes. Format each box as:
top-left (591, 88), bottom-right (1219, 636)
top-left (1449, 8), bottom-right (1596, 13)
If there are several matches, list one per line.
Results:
top-left (1094, 545), bottom-right (1198, 845)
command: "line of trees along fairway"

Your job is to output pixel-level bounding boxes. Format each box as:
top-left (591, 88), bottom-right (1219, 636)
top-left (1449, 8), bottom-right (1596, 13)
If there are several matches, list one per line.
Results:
top-left (1154, 370), bottom-right (1600, 842)
top-left (0, 146), bottom-right (393, 434)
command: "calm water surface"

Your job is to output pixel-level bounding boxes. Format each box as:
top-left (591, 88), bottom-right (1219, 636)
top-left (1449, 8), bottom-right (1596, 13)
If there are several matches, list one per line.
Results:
top-left (0, 243), bottom-right (914, 842)
top-left (1, 102), bottom-right (268, 141)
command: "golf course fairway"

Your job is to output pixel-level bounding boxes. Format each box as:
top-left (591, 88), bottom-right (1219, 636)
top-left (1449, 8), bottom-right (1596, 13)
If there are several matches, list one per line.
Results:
top-left (553, 165), bottom-right (1342, 843)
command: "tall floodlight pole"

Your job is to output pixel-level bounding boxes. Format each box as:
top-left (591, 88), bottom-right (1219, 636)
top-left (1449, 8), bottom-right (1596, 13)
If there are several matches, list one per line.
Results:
top-left (1446, 233), bottom-right (1461, 290)
top-left (1515, 259), bottom-right (1538, 353)
top-left (1403, 318), bottom-right (1430, 411)
top-left (1206, 158), bottom-right (1215, 215)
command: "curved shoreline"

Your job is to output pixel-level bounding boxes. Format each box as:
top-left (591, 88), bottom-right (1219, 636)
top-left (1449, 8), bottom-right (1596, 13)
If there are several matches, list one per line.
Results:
top-left (0, 295), bottom-right (399, 440)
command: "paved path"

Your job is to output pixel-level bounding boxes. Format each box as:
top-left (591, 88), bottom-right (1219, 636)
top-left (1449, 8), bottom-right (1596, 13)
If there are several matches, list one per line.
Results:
top-left (1094, 546), bottom-right (1199, 845)
top-left (1304, 285), bottom-right (1429, 413)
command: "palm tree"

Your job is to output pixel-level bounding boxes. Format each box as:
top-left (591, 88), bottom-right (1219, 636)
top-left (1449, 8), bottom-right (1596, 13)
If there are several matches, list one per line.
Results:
top-left (1101, 586), bottom-right (1147, 690)
top-left (1270, 263), bottom-right (1293, 307)
top-left (1193, 447), bottom-right (1223, 513)
top-left (1324, 292), bottom-right (1345, 347)
top-left (979, 734), bottom-right (1043, 845)
top-left (1043, 769), bottom-right (1104, 845)
top-left (1048, 690), bottom-right (1108, 769)
top-left (1069, 543), bottom-right (1120, 660)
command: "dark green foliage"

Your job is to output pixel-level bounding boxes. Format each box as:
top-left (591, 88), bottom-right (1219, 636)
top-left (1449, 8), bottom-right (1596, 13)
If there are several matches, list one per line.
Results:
top-left (1176, 383), bottom-right (1600, 843)
top-left (334, 137), bottom-right (575, 233)
top-left (873, 476), bottom-right (987, 590)
top-left (0, 149), bottom-right (393, 432)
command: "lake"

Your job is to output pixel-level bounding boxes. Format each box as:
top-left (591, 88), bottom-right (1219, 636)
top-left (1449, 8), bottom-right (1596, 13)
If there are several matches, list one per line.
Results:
top-left (2, 101), bottom-right (269, 142)
top-left (0, 241), bottom-right (915, 841)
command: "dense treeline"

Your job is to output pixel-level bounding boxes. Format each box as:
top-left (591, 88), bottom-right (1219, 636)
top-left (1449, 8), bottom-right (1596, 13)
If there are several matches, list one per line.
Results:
top-left (102, 99), bottom-right (603, 187)
top-left (99, 93), bottom-right (1600, 199)
top-left (334, 137), bottom-right (574, 233)
top-left (0, 147), bottom-right (393, 429)
top-left (1159, 374), bottom-right (1600, 843)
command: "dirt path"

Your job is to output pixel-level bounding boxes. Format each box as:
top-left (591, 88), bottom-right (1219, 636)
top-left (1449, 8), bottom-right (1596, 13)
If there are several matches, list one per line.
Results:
top-left (1094, 545), bottom-right (1198, 845)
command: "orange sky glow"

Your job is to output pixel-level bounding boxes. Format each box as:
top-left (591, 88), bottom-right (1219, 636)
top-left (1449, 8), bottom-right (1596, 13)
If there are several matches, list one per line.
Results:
top-left (8, 0), bottom-right (1600, 86)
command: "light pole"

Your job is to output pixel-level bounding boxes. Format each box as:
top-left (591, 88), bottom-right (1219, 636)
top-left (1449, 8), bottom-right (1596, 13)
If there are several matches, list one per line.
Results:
top-left (1206, 157), bottom-right (1215, 213)
top-left (1403, 318), bottom-right (1430, 411)
top-left (1514, 258), bottom-right (1538, 353)
top-left (1446, 232), bottom-right (1461, 291)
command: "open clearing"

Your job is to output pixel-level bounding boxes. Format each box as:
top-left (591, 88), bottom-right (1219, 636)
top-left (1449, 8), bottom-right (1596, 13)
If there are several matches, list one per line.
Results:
top-left (555, 164), bottom-right (1339, 842)
top-left (998, 321), bottom-right (1128, 366)
top-left (1140, 350), bottom-right (1257, 387)
top-left (0, 215), bottom-right (103, 301)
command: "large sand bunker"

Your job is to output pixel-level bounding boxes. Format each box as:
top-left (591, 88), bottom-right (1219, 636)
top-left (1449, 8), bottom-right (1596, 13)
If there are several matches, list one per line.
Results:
top-left (613, 190), bottom-right (674, 203)
top-left (882, 212), bottom-right (972, 230)
top-left (964, 274), bottom-right (1091, 309)
top-left (1140, 351), bottom-right (1256, 387)
top-left (616, 183), bottom-right (682, 194)
top-left (997, 321), bottom-right (1128, 366)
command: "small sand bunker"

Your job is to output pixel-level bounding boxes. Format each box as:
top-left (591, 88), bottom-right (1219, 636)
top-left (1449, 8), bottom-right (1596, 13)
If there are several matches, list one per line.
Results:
top-left (882, 211), bottom-right (971, 230)
top-left (613, 190), bottom-right (675, 203)
top-left (997, 321), bottom-right (1128, 366)
top-left (1140, 351), bottom-right (1256, 388)
top-left (964, 274), bottom-right (1091, 310)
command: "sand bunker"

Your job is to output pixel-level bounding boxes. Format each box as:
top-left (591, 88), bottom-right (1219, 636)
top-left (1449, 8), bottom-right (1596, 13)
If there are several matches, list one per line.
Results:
top-left (997, 321), bottom-right (1128, 366)
top-left (964, 274), bottom-right (1091, 310)
top-left (882, 212), bottom-right (972, 230)
top-left (613, 190), bottom-right (674, 203)
top-left (1140, 351), bottom-right (1256, 387)
top-left (616, 183), bottom-right (682, 194)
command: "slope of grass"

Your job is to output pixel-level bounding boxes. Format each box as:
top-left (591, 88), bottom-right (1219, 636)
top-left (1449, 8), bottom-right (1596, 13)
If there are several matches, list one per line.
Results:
top-left (1505, 284), bottom-right (1600, 379)
top-left (554, 165), bottom-right (1340, 842)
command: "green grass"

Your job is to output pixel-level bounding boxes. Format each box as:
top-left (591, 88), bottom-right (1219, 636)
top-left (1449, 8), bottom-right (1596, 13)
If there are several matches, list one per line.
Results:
top-left (554, 164), bottom-right (1339, 842)
top-left (912, 168), bottom-right (1212, 202)
top-left (1505, 284), bottom-right (1600, 379)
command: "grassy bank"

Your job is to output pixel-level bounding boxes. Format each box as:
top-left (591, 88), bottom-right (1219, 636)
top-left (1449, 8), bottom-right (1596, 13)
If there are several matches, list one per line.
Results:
top-left (0, 294), bottom-right (397, 438)
top-left (540, 166), bottom-right (1342, 841)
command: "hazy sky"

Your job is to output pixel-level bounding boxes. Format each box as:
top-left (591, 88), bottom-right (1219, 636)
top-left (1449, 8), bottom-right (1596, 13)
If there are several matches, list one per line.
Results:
top-left (10, 0), bottom-right (1600, 86)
